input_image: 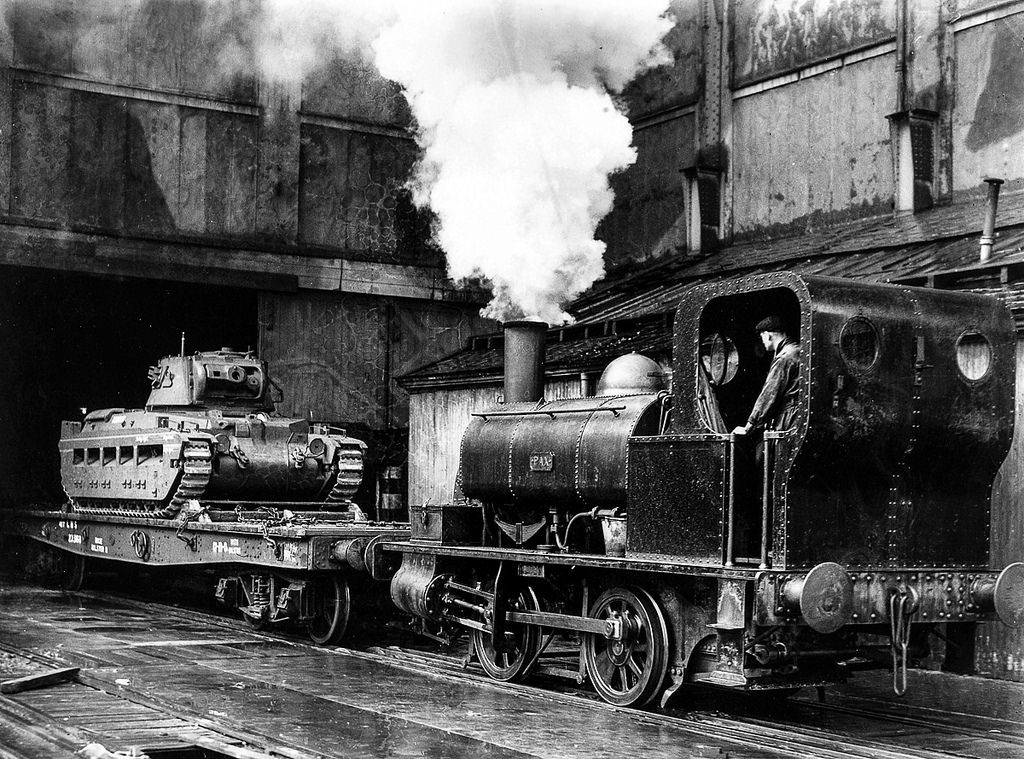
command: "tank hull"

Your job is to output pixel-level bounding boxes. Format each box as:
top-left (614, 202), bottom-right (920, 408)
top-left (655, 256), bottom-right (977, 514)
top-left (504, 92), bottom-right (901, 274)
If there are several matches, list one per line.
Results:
top-left (60, 409), bottom-right (363, 517)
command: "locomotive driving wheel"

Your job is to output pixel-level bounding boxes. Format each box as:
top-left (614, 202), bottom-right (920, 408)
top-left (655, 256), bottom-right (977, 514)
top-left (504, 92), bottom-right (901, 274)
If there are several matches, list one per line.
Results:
top-left (306, 575), bottom-right (350, 645)
top-left (472, 586), bottom-right (543, 682)
top-left (583, 586), bottom-right (669, 707)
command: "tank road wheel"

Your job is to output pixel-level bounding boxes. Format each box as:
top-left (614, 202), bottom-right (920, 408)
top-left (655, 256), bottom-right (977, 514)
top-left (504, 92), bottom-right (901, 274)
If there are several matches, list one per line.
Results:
top-left (306, 575), bottom-right (350, 645)
top-left (583, 586), bottom-right (669, 707)
top-left (472, 586), bottom-right (543, 682)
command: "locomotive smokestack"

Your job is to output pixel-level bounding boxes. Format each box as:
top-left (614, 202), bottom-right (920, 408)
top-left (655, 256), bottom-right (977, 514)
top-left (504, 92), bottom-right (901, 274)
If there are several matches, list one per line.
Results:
top-left (503, 321), bottom-right (547, 403)
top-left (980, 176), bottom-right (1004, 263)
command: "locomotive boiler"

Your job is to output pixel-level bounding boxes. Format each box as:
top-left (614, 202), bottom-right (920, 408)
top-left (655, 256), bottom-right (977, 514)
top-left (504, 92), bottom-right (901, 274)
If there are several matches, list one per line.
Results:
top-left (389, 272), bottom-right (1024, 707)
top-left (59, 349), bottom-right (365, 518)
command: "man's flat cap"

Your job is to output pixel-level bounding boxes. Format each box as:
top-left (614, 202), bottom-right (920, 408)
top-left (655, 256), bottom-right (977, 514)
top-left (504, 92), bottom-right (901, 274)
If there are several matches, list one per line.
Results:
top-left (755, 315), bottom-right (785, 333)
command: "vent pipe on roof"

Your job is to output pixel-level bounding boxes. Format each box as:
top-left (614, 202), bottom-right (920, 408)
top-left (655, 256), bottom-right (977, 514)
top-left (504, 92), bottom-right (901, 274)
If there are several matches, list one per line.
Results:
top-left (503, 320), bottom-right (547, 403)
top-left (980, 177), bottom-right (1004, 263)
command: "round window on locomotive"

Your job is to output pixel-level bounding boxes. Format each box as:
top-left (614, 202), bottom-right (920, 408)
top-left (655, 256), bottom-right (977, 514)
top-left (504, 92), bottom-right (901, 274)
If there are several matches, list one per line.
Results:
top-left (839, 317), bottom-right (879, 372)
top-left (700, 333), bottom-right (739, 386)
top-left (956, 331), bottom-right (992, 382)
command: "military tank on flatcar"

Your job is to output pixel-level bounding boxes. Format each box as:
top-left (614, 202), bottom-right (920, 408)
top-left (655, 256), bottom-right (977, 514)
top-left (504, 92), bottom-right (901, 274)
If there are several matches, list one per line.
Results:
top-left (59, 349), bottom-right (364, 518)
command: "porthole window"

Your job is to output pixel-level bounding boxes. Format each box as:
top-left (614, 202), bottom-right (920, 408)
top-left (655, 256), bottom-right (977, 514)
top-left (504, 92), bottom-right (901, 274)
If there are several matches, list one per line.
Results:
top-left (840, 317), bottom-right (879, 372)
top-left (700, 333), bottom-right (740, 386)
top-left (956, 331), bottom-right (992, 381)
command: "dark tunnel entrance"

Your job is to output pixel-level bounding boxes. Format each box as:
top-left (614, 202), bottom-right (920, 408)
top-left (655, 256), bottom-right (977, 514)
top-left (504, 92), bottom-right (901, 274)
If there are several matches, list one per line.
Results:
top-left (0, 267), bottom-right (257, 506)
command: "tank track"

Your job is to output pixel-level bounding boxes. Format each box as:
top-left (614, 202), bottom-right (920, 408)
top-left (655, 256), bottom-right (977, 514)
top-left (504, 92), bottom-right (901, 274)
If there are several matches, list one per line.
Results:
top-left (325, 443), bottom-right (365, 505)
top-left (72, 441), bottom-right (213, 519)
top-left (71, 438), bottom-right (360, 517)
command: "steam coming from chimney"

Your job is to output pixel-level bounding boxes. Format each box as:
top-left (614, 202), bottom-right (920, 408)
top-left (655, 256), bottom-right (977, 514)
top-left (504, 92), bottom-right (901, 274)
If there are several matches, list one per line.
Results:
top-left (372, 2), bottom-right (673, 324)
top-left (252, 1), bottom-right (671, 324)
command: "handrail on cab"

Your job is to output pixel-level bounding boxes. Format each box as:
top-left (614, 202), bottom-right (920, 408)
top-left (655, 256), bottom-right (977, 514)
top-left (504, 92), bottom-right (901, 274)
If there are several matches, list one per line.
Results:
top-left (721, 430), bottom-right (787, 569)
top-left (760, 430), bottom-right (788, 570)
top-left (471, 405), bottom-right (626, 420)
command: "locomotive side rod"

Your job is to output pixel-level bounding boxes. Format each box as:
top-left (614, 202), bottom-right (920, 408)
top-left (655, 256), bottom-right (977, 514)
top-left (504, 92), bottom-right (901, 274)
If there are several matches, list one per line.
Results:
top-left (507, 609), bottom-right (619, 638)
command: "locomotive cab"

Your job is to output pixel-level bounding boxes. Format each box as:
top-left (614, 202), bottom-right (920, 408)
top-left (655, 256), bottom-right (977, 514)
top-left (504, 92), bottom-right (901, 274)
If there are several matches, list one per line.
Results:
top-left (696, 286), bottom-right (804, 561)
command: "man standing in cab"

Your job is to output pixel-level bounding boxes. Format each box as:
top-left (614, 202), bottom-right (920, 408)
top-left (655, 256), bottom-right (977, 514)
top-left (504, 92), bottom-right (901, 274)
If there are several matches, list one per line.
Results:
top-left (732, 315), bottom-right (800, 437)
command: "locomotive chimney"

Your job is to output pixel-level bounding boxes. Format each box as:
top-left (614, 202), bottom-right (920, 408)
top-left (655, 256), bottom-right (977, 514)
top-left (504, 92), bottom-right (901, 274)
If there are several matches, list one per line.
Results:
top-left (980, 176), bottom-right (1004, 263)
top-left (503, 320), bottom-right (547, 403)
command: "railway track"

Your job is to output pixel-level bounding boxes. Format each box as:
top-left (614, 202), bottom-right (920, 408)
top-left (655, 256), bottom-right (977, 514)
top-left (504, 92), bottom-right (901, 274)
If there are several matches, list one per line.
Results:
top-left (360, 645), bottom-right (1024, 759)
top-left (2, 584), bottom-right (1017, 759)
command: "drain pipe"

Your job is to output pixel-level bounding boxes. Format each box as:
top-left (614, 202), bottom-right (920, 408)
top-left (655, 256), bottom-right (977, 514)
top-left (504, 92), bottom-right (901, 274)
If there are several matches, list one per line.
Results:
top-left (980, 177), bottom-right (1004, 263)
top-left (895, 0), bottom-right (908, 113)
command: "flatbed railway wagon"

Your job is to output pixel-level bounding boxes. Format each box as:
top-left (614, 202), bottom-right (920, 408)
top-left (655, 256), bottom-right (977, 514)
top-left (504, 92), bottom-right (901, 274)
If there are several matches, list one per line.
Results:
top-left (4, 505), bottom-right (406, 645)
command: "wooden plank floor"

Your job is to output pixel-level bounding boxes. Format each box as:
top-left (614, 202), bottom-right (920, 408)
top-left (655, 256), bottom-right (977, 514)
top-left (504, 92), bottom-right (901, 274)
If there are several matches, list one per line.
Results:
top-left (0, 581), bottom-right (1022, 759)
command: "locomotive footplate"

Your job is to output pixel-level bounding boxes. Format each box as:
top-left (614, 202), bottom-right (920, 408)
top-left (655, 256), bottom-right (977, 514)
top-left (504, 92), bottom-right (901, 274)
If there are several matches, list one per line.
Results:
top-left (755, 565), bottom-right (1024, 630)
top-left (384, 541), bottom-right (756, 579)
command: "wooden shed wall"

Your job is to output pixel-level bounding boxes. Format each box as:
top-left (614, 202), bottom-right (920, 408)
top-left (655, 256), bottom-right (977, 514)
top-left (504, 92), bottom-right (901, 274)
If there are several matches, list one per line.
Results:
top-left (0, 1), bottom-right (437, 271)
top-left (407, 377), bottom-right (583, 507)
top-left (731, 52), bottom-right (896, 236)
top-left (952, 13), bottom-right (1024, 197)
top-left (258, 291), bottom-right (489, 432)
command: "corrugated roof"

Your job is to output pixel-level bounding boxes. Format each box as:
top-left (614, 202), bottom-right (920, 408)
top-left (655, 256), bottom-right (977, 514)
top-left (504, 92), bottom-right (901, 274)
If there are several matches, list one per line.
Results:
top-left (401, 190), bottom-right (1024, 388)
top-left (402, 319), bottom-right (672, 388)
top-left (573, 191), bottom-right (1024, 323)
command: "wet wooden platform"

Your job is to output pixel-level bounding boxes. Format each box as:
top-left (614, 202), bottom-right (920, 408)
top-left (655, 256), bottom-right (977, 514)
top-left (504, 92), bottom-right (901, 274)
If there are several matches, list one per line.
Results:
top-left (0, 581), bottom-right (1020, 759)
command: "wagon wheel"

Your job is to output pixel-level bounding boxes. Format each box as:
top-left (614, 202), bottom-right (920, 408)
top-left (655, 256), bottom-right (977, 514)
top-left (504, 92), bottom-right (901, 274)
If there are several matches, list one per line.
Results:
top-left (583, 586), bottom-right (669, 707)
top-left (306, 575), bottom-right (350, 645)
top-left (57, 551), bottom-right (86, 592)
top-left (472, 586), bottom-right (543, 682)
top-left (43, 548), bottom-right (86, 592)
top-left (237, 573), bottom-right (273, 632)
top-left (243, 612), bottom-right (269, 632)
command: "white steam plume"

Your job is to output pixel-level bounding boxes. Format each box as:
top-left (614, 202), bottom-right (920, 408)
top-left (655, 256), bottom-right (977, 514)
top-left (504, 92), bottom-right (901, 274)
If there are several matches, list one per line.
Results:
top-left (251, 1), bottom-right (673, 324)
top-left (373, 1), bottom-right (673, 324)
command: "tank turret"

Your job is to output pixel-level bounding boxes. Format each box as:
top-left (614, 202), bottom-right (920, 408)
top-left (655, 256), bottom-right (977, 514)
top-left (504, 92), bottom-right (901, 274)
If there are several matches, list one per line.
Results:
top-left (59, 350), bottom-right (365, 518)
top-left (145, 349), bottom-right (276, 412)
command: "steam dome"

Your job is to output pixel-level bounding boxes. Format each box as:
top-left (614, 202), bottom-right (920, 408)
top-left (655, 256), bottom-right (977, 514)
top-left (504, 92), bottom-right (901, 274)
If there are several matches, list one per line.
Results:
top-left (595, 353), bottom-right (666, 396)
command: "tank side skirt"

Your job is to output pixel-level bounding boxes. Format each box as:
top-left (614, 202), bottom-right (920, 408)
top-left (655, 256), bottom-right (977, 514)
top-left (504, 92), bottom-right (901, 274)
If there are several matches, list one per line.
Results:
top-left (72, 439), bottom-right (213, 519)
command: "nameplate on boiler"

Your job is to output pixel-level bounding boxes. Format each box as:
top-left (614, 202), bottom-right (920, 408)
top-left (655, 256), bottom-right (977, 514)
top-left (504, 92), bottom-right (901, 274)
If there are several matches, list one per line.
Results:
top-left (529, 452), bottom-right (554, 472)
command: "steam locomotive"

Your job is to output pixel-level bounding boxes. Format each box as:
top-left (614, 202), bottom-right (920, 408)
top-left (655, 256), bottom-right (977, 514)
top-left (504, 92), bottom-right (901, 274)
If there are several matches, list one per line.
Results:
top-left (387, 272), bottom-right (1024, 707)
